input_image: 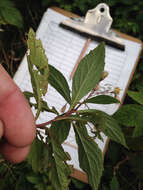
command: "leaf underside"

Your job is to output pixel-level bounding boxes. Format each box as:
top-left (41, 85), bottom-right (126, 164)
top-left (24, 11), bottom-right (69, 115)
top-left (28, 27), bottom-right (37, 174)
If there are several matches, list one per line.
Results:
top-left (27, 28), bottom-right (49, 119)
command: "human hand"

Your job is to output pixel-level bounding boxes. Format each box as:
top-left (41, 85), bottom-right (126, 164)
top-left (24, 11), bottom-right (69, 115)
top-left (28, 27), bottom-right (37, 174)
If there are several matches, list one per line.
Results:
top-left (0, 65), bottom-right (36, 163)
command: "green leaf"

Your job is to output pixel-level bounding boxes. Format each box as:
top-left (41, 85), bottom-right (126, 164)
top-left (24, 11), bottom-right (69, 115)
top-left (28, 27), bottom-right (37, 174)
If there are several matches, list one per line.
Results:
top-left (71, 42), bottom-right (105, 109)
top-left (127, 90), bottom-right (143, 105)
top-left (27, 138), bottom-right (44, 173)
top-left (95, 111), bottom-right (127, 148)
top-left (78, 109), bottom-right (127, 148)
top-left (27, 28), bottom-right (49, 95)
top-left (27, 138), bottom-right (51, 173)
top-left (0, 0), bottom-right (23, 28)
top-left (27, 174), bottom-right (41, 185)
top-left (34, 183), bottom-right (46, 190)
top-left (113, 104), bottom-right (143, 137)
top-left (48, 65), bottom-right (71, 104)
top-left (71, 178), bottom-right (85, 189)
top-left (23, 91), bottom-right (34, 102)
top-left (41, 101), bottom-right (58, 114)
top-left (110, 176), bottom-right (120, 190)
top-left (30, 100), bottom-right (59, 115)
top-left (15, 175), bottom-right (33, 190)
top-left (113, 104), bottom-right (143, 126)
top-left (50, 120), bottom-right (71, 144)
top-left (65, 115), bottom-right (89, 123)
top-left (49, 139), bottom-right (72, 190)
top-left (27, 174), bottom-right (51, 190)
top-left (27, 28), bottom-right (49, 119)
top-left (50, 106), bottom-right (59, 115)
top-left (133, 123), bottom-right (143, 138)
top-left (0, 16), bottom-right (7, 25)
top-left (86, 95), bottom-right (120, 104)
top-left (74, 122), bottom-right (104, 190)
top-left (23, 91), bottom-right (34, 98)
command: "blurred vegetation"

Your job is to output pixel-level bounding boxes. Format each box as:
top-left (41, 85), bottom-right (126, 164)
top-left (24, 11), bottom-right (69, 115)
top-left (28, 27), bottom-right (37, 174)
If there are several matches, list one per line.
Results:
top-left (0, 0), bottom-right (143, 189)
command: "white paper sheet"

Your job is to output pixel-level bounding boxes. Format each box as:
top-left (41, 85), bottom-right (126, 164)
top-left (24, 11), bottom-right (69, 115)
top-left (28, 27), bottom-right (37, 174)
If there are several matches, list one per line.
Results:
top-left (14, 8), bottom-right (142, 172)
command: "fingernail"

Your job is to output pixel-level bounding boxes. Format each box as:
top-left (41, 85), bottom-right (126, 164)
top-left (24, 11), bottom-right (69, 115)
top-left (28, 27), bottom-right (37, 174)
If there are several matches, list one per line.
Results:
top-left (0, 120), bottom-right (4, 139)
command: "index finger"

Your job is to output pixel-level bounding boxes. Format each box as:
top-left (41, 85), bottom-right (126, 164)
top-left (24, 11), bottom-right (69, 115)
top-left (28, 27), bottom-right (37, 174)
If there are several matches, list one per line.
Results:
top-left (0, 120), bottom-right (4, 139)
top-left (0, 65), bottom-right (36, 147)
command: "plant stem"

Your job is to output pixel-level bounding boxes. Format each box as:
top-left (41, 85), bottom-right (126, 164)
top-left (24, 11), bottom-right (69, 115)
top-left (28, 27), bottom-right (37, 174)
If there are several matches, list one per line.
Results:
top-left (36, 108), bottom-right (76, 128)
top-left (113, 156), bottom-right (130, 175)
top-left (36, 89), bottom-right (95, 129)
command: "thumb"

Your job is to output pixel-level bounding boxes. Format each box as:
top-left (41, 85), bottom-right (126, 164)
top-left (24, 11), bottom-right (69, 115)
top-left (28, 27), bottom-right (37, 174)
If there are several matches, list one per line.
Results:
top-left (0, 120), bottom-right (4, 139)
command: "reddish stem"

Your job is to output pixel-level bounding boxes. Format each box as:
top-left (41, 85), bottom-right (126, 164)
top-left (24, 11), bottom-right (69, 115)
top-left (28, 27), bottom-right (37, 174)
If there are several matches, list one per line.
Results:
top-left (36, 89), bottom-right (95, 129)
top-left (36, 108), bottom-right (76, 129)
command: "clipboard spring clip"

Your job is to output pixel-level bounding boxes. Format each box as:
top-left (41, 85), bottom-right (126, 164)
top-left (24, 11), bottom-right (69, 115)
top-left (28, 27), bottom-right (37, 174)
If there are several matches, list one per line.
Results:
top-left (60, 3), bottom-right (125, 50)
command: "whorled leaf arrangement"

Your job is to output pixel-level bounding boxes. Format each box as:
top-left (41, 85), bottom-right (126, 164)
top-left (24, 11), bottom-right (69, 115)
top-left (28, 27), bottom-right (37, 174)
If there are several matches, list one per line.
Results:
top-left (26, 28), bottom-right (127, 190)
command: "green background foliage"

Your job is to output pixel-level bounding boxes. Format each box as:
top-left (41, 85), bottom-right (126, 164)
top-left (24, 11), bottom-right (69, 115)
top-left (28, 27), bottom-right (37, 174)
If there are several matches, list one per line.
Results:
top-left (0, 0), bottom-right (143, 190)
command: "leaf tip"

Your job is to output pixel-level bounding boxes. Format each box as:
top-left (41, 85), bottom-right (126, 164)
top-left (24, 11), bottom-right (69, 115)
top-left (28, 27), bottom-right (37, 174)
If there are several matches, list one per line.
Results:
top-left (28, 28), bottom-right (36, 39)
top-left (99, 41), bottom-right (105, 48)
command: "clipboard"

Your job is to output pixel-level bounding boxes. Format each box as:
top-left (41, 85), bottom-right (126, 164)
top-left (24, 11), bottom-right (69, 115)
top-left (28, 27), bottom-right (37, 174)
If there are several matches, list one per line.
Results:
top-left (14, 5), bottom-right (143, 183)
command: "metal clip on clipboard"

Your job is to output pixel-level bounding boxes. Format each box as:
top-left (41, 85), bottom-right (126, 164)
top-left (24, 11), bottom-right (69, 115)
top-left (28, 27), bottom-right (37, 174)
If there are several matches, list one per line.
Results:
top-left (60, 3), bottom-right (125, 51)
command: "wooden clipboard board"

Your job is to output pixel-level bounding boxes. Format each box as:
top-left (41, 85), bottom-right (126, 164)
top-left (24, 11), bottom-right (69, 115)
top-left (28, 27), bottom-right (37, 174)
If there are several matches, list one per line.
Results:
top-left (50, 7), bottom-right (143, 183)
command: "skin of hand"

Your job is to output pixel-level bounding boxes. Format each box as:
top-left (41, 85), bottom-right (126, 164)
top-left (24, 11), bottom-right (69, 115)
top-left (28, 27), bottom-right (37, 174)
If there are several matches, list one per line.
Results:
top-left (0, 65), bottom-right (36, 163)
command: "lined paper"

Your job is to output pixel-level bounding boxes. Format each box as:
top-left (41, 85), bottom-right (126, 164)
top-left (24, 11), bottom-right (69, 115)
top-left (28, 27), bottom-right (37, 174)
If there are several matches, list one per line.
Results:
top-left (14, 8), bottom-right (142, 172)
